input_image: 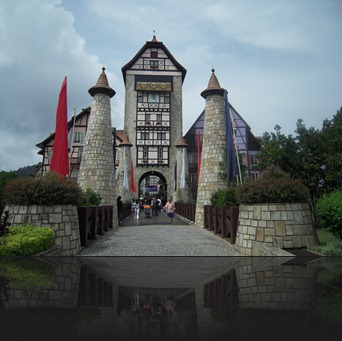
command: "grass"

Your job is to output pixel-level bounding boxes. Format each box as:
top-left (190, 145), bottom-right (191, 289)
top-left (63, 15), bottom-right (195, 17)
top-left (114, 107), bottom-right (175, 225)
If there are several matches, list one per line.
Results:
top-left (316, 228), bottom-right (337, 245)
top-left (310, 228), bottom-right (342, 256)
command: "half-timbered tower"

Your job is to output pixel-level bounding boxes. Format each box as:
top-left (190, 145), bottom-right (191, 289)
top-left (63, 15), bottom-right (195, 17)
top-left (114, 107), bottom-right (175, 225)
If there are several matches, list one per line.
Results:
top-left (121, 35), bottom-right (186, 200)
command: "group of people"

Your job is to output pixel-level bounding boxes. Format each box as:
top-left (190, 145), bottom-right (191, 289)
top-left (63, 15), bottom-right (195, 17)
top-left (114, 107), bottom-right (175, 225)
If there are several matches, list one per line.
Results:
top-left (131, 197), bottom-right (175, 222)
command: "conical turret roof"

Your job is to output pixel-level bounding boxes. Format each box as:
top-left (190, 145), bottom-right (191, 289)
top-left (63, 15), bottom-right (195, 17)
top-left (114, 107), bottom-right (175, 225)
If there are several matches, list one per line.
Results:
top-left (201, 68), bottom-right (225, 99)
top-left (89, 67), bottom-right (116, 98)
top-left (175, 134), bottom-right (188, 148)
top-left (119, 132), bottom-right (133, 147)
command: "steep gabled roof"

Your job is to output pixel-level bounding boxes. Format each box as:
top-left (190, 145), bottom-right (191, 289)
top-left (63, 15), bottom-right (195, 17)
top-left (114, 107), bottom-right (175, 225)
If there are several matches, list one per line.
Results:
top-left (36, 107), bottom-right (91, 148)
top-left (121, 35), bottom-right (187, 84)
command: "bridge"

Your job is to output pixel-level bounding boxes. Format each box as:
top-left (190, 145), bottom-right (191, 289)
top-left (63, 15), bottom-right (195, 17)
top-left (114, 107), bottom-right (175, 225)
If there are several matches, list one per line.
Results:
top-left (78, 213), bottom-right (242, 257)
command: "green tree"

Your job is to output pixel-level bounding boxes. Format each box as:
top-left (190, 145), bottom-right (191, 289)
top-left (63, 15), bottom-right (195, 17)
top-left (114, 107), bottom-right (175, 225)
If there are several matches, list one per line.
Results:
top-left (0, 171), bottom-right (18, 215)
top-left (321, 108), bottom-right (342, 191)
top-left (294, 119), bottom-right (325, 196)
top-left (256, 125), bottom-right (300, 175)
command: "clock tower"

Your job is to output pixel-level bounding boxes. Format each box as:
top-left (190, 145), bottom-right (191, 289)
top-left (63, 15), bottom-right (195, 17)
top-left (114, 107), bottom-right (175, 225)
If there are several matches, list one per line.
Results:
top-left (122, 35), bottom-right (187, 199)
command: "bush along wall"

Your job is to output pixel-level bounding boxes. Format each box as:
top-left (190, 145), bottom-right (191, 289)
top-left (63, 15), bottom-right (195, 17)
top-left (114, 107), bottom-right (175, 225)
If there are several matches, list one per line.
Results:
top-left (233, 167), bottom-right (319, 255)
top-left (4, 205), bottom-right (81, 256)
top-left (1, 173), bottom-right (84, 256)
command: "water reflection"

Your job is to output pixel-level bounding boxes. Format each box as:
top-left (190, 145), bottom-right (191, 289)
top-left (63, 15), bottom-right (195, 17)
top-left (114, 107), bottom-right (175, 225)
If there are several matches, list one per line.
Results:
top-left (0, 256), bottom-right (341, 341)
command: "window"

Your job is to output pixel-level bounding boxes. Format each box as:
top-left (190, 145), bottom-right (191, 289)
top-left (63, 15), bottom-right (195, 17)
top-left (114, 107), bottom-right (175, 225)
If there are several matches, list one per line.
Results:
top-left (145, 114), bottom-right (151, 121)
top-left (47, 148), bottom-right (53, 161)
top-left (148, 92), bottom-right (159, 103)
top-left (189, 174), bottom-right (196, 184)
top-left (150, 60), bottom-right (159, 70)
top-left (74, 132), bottom-right (84, 143)
top-left (78, 147), bottom-right (83, 159)
top-left (137, 92), bottom-right (144, 103)
top-left (157, 132), bottom-right (166, 140)
top-left (141, 132), bottom-right (150, 140)
top-left (252, 172), bottom-right (260, 181)
top-left (156, 114), bottom-right (162, 122)
top-left (251, 155), bottom-right (258, 165)
top-left (164, 94), bottom-right (170, 103)
top-left (143, 146), bottom-right (148, 159)
top-left (158, 146), bottom-right (163, 159)
top-left (151, 50), bottom-right (158, 58)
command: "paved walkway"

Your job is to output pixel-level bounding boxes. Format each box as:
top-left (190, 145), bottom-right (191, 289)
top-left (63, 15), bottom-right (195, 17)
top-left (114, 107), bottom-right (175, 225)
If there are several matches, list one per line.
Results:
top-left (78, 213), bottom-right (242, 256)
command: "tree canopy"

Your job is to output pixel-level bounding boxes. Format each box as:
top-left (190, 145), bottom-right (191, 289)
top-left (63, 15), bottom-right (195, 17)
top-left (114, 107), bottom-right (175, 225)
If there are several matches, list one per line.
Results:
top-left (256, 107), bottom-right (342, 196)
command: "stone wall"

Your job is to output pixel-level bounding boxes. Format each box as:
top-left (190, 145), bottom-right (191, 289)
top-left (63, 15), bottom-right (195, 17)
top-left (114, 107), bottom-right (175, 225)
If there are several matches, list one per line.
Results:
top-left (4, 205), bottom-right (81, 256)
top-left (234, 203), bottom-right (319, 256)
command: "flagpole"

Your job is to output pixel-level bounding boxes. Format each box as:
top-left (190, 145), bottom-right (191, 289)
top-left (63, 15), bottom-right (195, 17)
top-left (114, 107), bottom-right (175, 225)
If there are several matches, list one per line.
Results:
top-left (230, 111), bottom-right (242, 184)
top-left (180, 148), bottom-right (186, 189)
top-left (68, 108), bottom-right (76, 177)
top-left (123, 146), bottom-right (129, 189)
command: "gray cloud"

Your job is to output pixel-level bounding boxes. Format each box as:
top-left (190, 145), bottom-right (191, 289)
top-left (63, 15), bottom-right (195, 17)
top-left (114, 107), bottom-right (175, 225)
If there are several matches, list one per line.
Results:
top-left (0, 0), bottom-right (341, 171)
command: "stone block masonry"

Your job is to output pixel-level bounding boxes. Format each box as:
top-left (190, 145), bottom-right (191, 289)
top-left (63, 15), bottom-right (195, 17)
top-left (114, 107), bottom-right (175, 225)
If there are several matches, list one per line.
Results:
top-left (4, 205), bottom-right (81, 256)
top-left (234, 203), bottom-right (319, 256)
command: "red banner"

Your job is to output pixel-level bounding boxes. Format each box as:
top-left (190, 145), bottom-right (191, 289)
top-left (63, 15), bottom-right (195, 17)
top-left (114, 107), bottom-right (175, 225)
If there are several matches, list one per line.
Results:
top-left (131, 161), bottom-right (137, 193)
top-left (50, 77), bottom-right (69, 177)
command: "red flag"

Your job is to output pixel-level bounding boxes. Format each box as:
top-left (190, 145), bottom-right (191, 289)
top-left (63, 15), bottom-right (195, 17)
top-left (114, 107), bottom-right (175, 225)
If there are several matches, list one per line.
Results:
top-left (197, 129), bottom-right (201, 183)
top-left (50, 77), bottom-right (69, 177)
top-left (131, 160), bottom-right (137, 193)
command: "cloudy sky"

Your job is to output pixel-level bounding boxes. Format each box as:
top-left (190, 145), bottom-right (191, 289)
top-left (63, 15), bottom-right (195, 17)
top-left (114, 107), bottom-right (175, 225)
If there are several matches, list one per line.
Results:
top-left (0, 0), bottom-right (341, 171)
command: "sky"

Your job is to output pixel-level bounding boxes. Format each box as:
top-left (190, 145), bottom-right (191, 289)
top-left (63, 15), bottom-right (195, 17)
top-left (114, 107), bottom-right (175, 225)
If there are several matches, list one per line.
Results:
top-left (0, 0), bottom-right (341, 171)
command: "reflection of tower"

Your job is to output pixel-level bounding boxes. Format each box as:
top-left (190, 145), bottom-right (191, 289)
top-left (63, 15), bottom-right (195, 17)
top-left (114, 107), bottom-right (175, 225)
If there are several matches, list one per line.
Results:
top-left (122, 35), bottom-right (186, 198)
top-left (78, 68), bottom-right (117, 223)
top-left (195, 69), bottom-right (228, 228)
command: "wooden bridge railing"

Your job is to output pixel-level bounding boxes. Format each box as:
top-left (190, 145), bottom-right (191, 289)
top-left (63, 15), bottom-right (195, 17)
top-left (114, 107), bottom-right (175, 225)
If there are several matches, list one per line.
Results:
top-left (174, 202), bottom-right (196, 222)
top-left (204, 205), bottom-right (239, 244)
top-left (77, 205), bottom-right (113, 247)
top-left (175, 202), bottom-right (239, 244)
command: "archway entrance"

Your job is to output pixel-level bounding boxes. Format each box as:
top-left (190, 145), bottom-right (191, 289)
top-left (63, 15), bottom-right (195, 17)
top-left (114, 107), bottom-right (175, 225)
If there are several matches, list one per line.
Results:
top-left (138, 171), bottom-right (168, 204)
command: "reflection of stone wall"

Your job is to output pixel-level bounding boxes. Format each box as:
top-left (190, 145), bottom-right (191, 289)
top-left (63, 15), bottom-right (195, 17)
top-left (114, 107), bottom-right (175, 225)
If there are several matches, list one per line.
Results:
top-left (3, 259), bottom-right (81, 309)
top-left (235, 203), bottom-right (318, 256)
top-left (235, 263), bottom-right (318, 310)
top-left (5, 205), bottom-right (81, 256)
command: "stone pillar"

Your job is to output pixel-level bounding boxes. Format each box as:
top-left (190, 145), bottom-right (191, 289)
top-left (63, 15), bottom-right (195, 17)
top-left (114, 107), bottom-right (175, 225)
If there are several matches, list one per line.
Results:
top-left (195, 69), bottom-right (228, 228)
top-left (174, 134), bottom-right (190, 202)
top-left (78, 68), bottom-right (117, 225)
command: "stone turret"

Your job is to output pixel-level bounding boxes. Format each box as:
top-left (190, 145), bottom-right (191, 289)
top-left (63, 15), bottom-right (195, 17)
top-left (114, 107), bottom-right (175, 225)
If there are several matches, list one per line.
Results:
top-left (78, 68), bottom-right (117, 224)
top-left (173, 134), bottom-right (190, 202)
top-left (195, 69), bottom-right (228, 228)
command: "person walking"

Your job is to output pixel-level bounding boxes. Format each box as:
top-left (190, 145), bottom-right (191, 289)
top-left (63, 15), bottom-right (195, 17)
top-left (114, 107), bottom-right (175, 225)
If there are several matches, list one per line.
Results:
top-left (132, 199), bottom-right (140, 220)
top-left (164, 198), bottom-right (175, 223)
top-left (117, 196), bottom-right (123, 226)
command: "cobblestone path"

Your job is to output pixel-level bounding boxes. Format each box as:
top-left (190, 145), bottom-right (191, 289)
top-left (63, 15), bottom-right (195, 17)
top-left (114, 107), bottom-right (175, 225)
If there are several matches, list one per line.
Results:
top-left (78, 213), bottom-right (242, 256)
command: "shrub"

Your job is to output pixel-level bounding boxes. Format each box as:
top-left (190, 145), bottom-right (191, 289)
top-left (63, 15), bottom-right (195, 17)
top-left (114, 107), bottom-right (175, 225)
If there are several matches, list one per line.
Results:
top-left (211, 187), bottom-right (239, 207)
top-left (81, 188), bottom-right (102, 206)
top-left (3, 172), bottom-right (83, 206)
top-left (317, 190), bottom-right (342, 239)
top-left (0, 224), bottom-right (54, 256)
top-left (236, 168), bottom-right (310, 204)
top-left (260, 165), bottom-right (290, 179)
top-left (0, 210), bottom-right (11, 237)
